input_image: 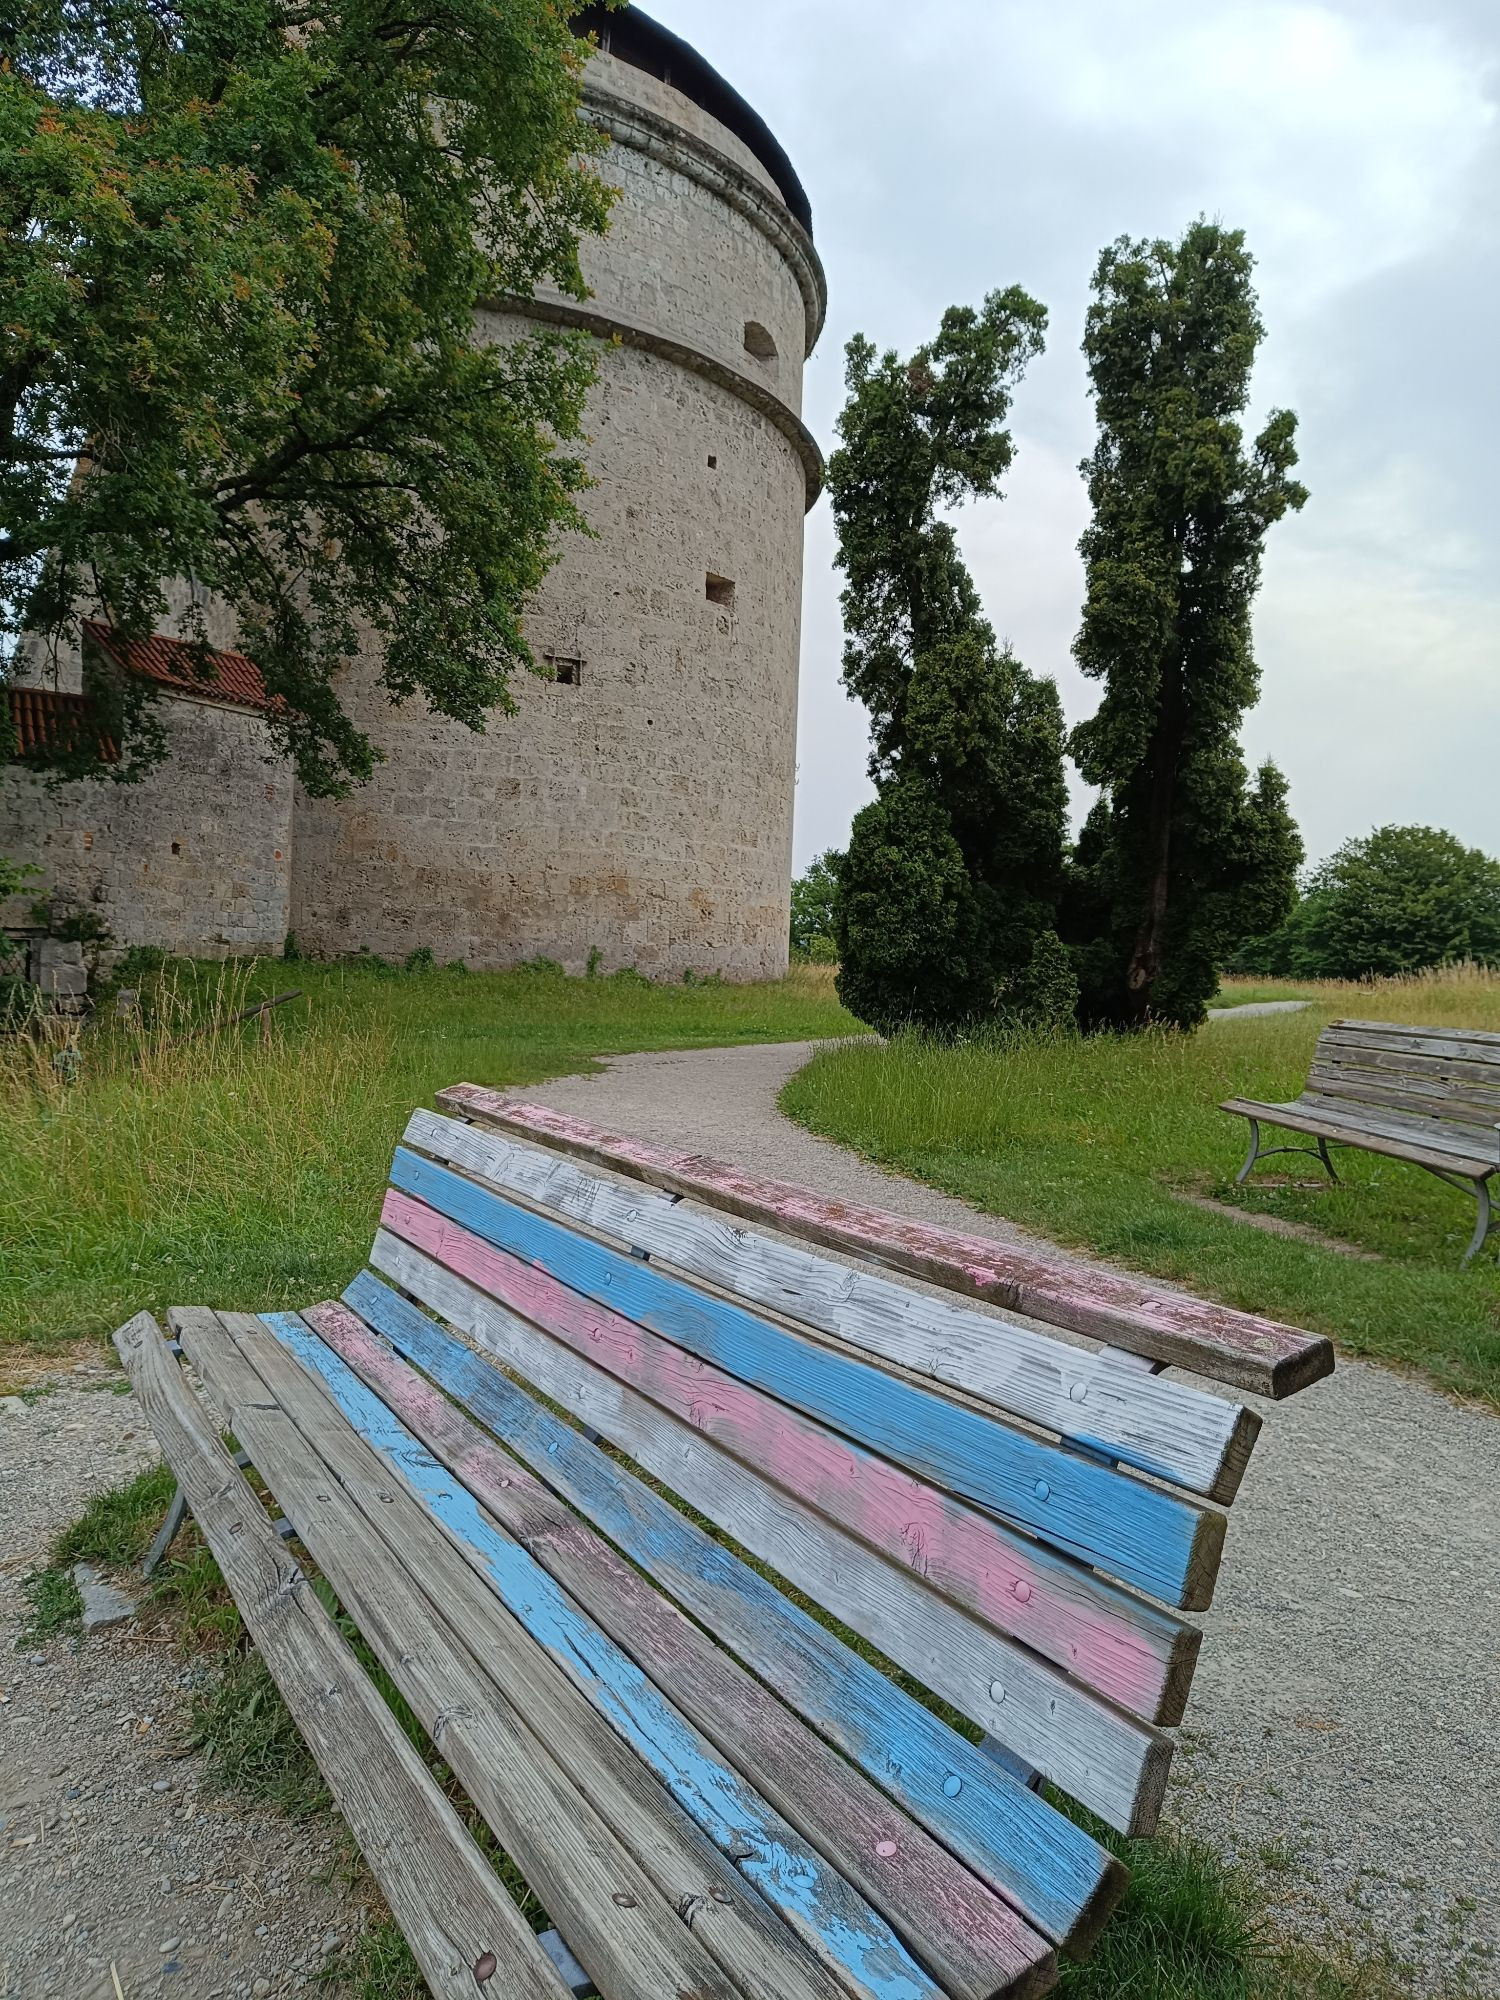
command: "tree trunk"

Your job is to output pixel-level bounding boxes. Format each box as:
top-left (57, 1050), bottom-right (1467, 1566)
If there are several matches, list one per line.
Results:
top-left (1124, 700), bottom-right (1182, 1022)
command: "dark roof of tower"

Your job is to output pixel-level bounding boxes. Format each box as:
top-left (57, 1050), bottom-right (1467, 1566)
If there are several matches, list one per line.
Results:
top-left (573, 5), bottom-right (813, 236)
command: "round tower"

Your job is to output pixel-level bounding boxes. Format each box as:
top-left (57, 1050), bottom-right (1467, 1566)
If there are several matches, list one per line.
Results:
top-left (288, 6), bottom-right (825, 977)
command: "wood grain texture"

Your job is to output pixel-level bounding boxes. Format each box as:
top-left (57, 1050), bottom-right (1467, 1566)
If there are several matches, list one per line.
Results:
top-left (111, 1311), bottom-right (570, 2000)
top-left (434, 1088), bottom-right (1333, 1399)
top-left (172, 1309), bottom-right (869, 2000)
top-left (402, 1110), bottom-right (1259, 1504)
top-left (385, 1154), bottom-right (1225, 1613)
top-left (247, 1310), bottom-right (948, 2000)
top-left (376, 1189), bottom-right (1173, 1831)
top-left (302, 1295), bottom-right (1059, 2000)
top-left (354, 1245), bottom-right (1128, 1944)
top-left (1221, 1097), bottom-right (1497, 1178)
top-left (377, 1177), bottom-right (1197, 1721)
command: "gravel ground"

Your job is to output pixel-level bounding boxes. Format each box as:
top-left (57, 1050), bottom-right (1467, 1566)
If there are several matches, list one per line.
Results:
top-left (525, 1040), bottom-right (1500, 1995)
top-left (0, 1362), bottom-right (364, 2000)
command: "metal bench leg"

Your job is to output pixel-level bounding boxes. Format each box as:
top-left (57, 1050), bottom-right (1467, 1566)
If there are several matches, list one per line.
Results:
top-left (1316, 1136), bottom-right (1340, 1184)
top-left (538, 1929), bottom-right (594, 1996)
top-left (1234, 1117), bottom-right (1263, 1185)
top-left (143, 1484), bottom-right (188, 1578)
top-left (1462, 1178), bottom-right (1493, 1268)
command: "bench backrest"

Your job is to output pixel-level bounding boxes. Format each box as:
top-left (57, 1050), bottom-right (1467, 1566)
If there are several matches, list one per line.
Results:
top-left (348, 1088), bottom-right (1310, 1941)
top-left (1306, 1018), bottom-right (1500, 1141)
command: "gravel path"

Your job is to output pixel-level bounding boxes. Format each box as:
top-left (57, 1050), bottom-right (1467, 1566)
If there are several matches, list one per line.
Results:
top-left (1206, 999), bottom-right (1312, 1018)
top-left (526, 1040), bottom-right (1500, 1994)
top-left (0, 1363), bottom-right (365, 2000)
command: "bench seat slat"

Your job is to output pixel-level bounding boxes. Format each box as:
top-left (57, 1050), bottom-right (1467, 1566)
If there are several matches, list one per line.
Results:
top-left (402, 1110), bottom-right (1258, 1504)
top-left (1220, 1097), bottom-right (1498, 1178)
top-left (303, 1295), bottom-right (1060, 2000)
top-left (173, 1309), bottom-right (848, 2000)
top-left (348, 1260), bottom-right (1126, 1949)
top-left (248, 1309), bottom-right (951, 2000)
top-left (436, 1089), bottom-right (1333, 1398)
top-left (112, 1314), bottom-right (573, 2000)
top-left (387, 1150), bottom-right (1224, 1612)
top-left (365, 1224), bottom-right (1171, 1834)
top-left (1295, 1095), bottom-right (1497, 1154)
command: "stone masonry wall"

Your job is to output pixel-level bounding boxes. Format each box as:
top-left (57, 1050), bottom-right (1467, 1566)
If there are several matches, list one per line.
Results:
top-left (0, 699), bottom-right (293, 957)
top-left (289, 47), bottom-right (818, 979)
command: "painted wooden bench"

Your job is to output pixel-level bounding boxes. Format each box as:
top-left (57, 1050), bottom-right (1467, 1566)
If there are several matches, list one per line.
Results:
top-left (117, 1086), bottom-right (1334, 2000)
top-left (1222, 1017), bottom-right (1500, 1264)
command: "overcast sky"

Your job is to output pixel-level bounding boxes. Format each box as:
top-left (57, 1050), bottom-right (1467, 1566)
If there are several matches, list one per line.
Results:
top-left (652, 0), bottom-right (1498, 876)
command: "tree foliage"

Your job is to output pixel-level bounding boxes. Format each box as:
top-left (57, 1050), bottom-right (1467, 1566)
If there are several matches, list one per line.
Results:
top-left (789, 849), bottom-right (842, 963)
top-left (1061, 221), bottom-right (1306, 1028)
top-left (827, 293), bottom-right (1069, 1033)
top-left (2, 0), bottom-right (615, 793)
top-left (1236, 826), bottom-right (1500, 980)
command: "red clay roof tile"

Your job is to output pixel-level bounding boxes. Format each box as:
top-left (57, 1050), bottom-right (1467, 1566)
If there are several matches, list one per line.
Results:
top-left (82, 620), bottom-right (277, 714)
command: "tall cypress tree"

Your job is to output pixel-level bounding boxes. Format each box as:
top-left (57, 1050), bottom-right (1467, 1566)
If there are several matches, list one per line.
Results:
top-left (1064, 222), bottom-right (1306, 1028)
top-left (828, 293), bottom-right (1070, 1033)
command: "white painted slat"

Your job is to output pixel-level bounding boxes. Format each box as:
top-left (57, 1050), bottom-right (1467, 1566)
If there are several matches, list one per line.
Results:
top-left (403, 1109), bottom-right (1259, 1503)
top-left (371, 1228), bottom-right (1174, 1839)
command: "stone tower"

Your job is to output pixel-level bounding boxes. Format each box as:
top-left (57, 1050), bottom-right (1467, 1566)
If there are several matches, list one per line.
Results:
top-left (289, 6), bottom-right (826, 978)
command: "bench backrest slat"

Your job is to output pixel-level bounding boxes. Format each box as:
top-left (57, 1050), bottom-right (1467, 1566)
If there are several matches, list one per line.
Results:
top-left (342, 1260), bottom-right (1124, 1947)
top-left (371, 1205), bottom-right (1176, 1836)
top-left (1308, 1021), bottom-right (1500, 1139)
top-left (386, 1147), bottom-right (1224, 1614)
top-left (436, 1087), bottom-right (1333, 1397)
top-left (403, 1109), bottom-right (1258, 1503)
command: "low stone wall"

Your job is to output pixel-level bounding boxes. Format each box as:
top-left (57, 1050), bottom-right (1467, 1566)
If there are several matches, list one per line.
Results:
top-left (0, 698), bottom-right (293, 958)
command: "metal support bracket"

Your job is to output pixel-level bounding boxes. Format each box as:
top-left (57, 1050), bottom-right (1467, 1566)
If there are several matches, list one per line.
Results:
top-left (1235, 1117), bottom-right (1339, 1186)
top-left (538, 1928), bottom-right (594, 1996)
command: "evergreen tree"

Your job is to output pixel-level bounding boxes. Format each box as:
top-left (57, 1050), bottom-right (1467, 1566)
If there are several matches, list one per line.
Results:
top-left (1063, 222), bottom-right (1306, 1028)
top-left (827, 294), bottom-right (1069, 1033)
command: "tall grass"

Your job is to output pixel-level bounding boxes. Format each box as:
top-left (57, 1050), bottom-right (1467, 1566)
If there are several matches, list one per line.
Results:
top-left (0, 954), bottom-right (857, 1351)
top-left (782, 969), bottom-right (1500, 1404)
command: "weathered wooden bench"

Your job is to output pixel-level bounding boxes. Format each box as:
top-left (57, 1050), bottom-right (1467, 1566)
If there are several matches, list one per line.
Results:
top-left (1222, 1017), bottom-right (1500, 1264)
top-left (117, 1086), bottom-right (1334, 2000)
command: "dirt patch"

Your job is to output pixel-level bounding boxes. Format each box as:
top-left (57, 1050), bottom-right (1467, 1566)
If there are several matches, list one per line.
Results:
top-left (0, 1368), bottom-right (362, 1998)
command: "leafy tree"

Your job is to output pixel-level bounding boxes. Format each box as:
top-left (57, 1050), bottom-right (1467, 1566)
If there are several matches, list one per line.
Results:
top-left (2, 0), bottom-right (614, 793)
top-left (1238, 826), bottom-right (1500, 979)
top-left (789, 849), bottom-right (842, 963)
top-left (827, 293), bottom-right (1068, 1033)
top-left (1063, 222), bottom-right (1306, 1028)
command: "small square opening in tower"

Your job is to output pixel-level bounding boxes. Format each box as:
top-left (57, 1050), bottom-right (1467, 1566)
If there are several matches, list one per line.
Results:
top-left (743, 321), bottom-right (778, 361)
top-left (544, 653), bottom-right (583, 686)
top-left (705, 573), bottom-right (735, 608)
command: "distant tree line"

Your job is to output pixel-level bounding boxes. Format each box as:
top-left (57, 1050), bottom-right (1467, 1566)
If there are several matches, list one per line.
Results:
top-left (816, 219), bottom-right (1309, 1034)
top-left (1230, 825), bottom-right (1500, 981)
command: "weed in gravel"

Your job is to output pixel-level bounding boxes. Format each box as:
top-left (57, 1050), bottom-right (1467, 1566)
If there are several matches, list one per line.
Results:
top-left (21, 1565), bottom-right (82, 1640)
top-left (321, 1914), bottom-right (425, 1999)
top-left (52, 1460), bottom-right (178, 1568)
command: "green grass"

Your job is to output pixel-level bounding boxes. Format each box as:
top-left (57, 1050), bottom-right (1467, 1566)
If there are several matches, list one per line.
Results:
top-left (0, 954), bottom-right (855, 1353)
top-left (782, 966), bottom-right (1500, 1405)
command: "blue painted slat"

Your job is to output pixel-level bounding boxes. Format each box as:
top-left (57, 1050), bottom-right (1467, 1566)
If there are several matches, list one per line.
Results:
top-left (343, 1271), bottom-right (1116, 1946)
top-left (258, 1313), bottom-right (942, 2000)
top-left (387, 1148), bottom-right (1213, 1607)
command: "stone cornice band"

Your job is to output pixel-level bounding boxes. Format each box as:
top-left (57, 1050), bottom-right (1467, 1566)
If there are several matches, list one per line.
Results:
top-left (486, 293), bottom-right (825, 511)
top-left (581, 80), bottom-right (828, 358)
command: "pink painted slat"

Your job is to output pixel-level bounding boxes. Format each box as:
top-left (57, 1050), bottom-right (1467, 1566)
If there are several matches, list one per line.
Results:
top-left (435, 1088), bottom-right (1333, 1399)
top-left (380, 1186), bottom-right (1188, 1724)
top-left (302, 1297), bottom-right (1062, 1999)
